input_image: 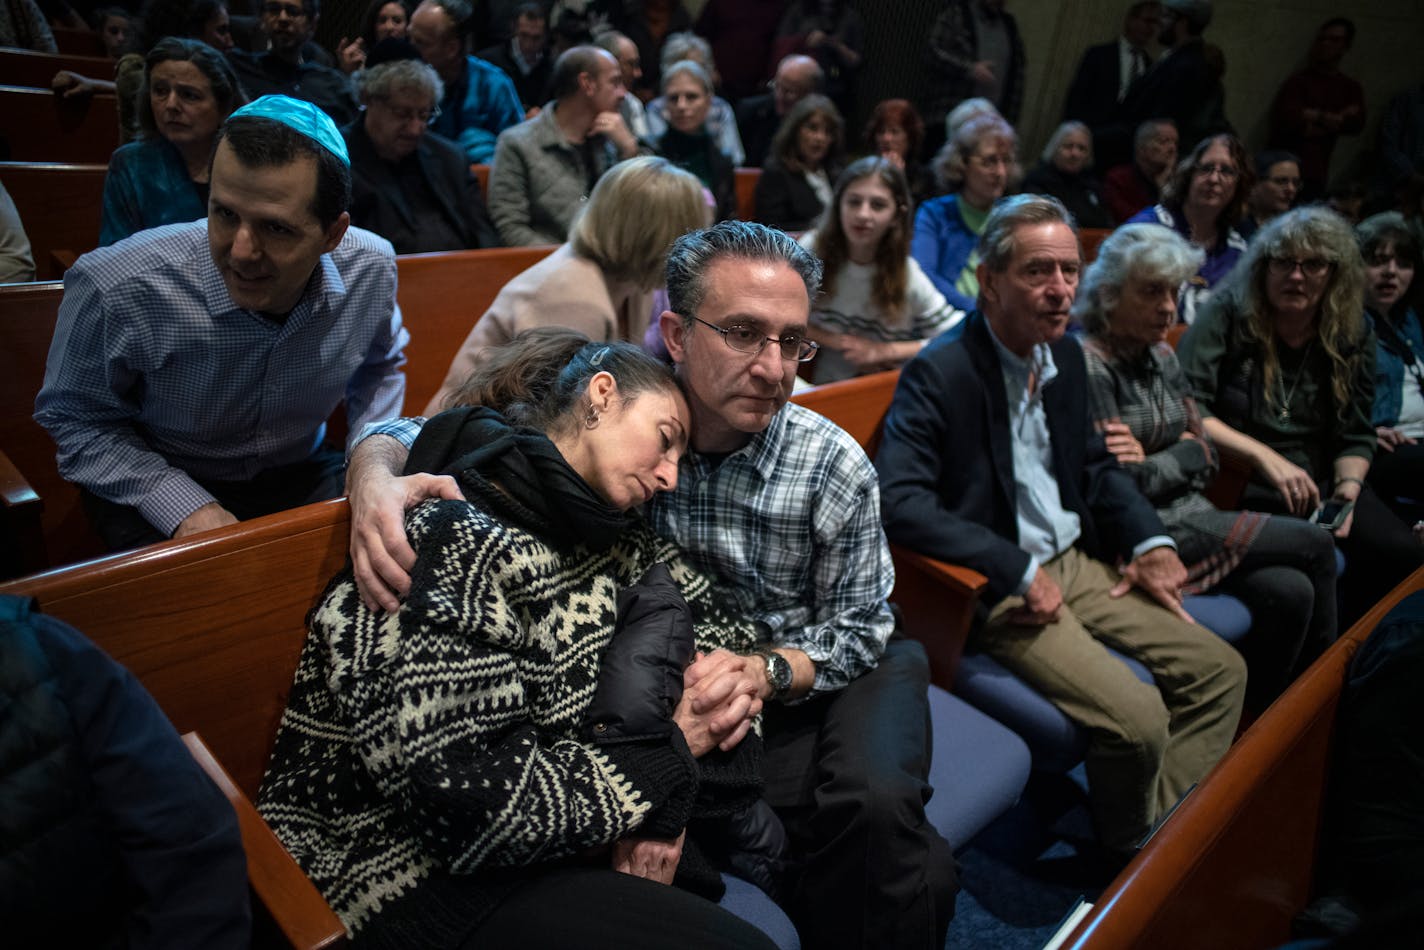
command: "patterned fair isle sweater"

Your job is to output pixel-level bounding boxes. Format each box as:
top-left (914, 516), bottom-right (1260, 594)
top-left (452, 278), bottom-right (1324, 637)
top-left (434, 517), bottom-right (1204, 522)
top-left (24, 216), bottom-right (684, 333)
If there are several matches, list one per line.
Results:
top-left (257, 495), bottom-right (761, 948)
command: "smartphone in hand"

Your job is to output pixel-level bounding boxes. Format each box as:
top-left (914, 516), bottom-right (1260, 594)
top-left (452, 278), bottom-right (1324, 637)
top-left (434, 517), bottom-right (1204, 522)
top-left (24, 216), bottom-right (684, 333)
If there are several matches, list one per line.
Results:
top-left (1311, 498), bottom-right (1355, 531)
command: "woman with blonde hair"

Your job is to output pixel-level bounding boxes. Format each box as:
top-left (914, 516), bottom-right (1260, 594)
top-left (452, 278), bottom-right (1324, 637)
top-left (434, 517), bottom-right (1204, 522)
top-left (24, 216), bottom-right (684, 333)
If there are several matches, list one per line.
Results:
top-left (1179, 206), bottom-right (1424, 624)
top-left (425, 156), bottom-right (706, 413)
top-left (912, 112), bottom-right (1019, 312)
top-left (801, 156), bottom-right (964, 382)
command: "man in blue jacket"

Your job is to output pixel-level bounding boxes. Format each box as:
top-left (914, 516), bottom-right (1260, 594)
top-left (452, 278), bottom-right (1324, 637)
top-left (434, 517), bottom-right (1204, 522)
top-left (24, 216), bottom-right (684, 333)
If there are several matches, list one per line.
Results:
top-left (408, 0), bottom-right (524, 163)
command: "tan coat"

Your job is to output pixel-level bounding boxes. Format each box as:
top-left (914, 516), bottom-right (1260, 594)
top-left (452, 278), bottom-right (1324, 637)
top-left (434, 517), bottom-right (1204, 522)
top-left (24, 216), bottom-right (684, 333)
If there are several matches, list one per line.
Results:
top-left (423, 243), bottom-right (654, 415)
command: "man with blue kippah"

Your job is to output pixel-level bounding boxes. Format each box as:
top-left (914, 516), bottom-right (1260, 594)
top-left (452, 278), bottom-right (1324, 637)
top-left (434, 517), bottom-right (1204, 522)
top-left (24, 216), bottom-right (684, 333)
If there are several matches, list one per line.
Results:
top-left (36, 96), bottom-right (409, 552)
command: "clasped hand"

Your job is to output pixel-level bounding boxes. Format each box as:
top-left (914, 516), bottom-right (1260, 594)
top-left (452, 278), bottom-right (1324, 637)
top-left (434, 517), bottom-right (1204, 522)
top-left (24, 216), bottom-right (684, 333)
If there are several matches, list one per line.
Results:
top-left (672, 649), bottom-right (763, 756)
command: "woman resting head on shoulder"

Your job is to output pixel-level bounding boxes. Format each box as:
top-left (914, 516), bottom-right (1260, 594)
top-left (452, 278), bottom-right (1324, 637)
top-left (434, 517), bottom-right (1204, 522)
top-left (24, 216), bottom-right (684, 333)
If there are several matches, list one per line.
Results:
top-left (260, 328), bottom-right (782, 949)
top-left (803, 156), bottom-right (964, 381)
top-left (1178, 205), bottom-right (1424, 624)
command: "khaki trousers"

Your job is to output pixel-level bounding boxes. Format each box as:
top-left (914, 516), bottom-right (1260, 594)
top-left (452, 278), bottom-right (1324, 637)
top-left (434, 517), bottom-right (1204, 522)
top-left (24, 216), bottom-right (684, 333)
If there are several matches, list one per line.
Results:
top-left (977, 547), bottom-right (1246, 851)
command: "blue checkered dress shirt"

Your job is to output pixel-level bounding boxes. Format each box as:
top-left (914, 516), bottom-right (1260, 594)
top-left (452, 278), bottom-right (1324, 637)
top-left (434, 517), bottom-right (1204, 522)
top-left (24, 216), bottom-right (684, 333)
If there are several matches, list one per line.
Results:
top-left (364, 402), bottom-right (896, 697)
top-left (36, 221), bottom-right (408, 536)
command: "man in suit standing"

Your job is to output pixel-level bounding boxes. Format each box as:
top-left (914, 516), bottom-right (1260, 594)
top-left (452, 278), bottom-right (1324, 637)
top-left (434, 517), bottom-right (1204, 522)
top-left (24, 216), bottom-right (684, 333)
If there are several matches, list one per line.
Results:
top-left (876, 194), bottom-right (1245, 857)
top-left (1063, 2), bottom-right (1160, 160)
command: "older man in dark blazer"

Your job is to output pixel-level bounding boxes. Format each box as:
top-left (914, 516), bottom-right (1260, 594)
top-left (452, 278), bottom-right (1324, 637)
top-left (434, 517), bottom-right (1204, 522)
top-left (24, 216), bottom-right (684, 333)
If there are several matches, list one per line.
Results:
top-left (343, 46), bottom-right (500, 254)
top-left (876, 194), bottom-right (1244, 856)
top-left (1062, 2), bottom-right (1161, 159)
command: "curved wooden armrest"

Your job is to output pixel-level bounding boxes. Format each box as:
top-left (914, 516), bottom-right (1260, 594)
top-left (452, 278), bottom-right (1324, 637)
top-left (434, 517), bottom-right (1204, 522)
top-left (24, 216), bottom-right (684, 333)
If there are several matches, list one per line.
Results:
top-left (0, 448), bottom-right (40, 510)
top-left (888, 544), bottom-right (988, 689)
top-left (182, 733), bottom-right (348, 950)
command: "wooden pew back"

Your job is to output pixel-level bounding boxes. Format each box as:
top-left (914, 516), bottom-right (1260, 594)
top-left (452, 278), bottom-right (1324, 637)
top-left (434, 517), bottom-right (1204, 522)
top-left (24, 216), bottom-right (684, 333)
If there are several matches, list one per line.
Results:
top-left (0, 161), bottom-right (106, 278)
top-left (734, 168), bottom-right (759, 221)
top-left (395, 245), bottom-right (554, 415)
top-left (1063, 565), bottom-right (1424, 950)
top-left (0, 84), bottom-right (118, 163)
top-left (0, 47), bottom-right (116, 88)
top-left (790, 370), bottom-right (987, 687)
top-left (0, 500), bottom-right (351, 798)
top-left (0, 281), bottom-right (105, 568)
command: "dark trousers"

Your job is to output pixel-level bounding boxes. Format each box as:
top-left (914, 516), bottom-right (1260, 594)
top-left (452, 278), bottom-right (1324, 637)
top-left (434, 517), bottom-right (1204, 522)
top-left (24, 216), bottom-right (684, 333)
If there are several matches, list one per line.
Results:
top-left (82, 448), bottom-right (347, 552)
top-left (1242, 481), bottom-right (1424, 630)
top-left (761, 637), bottom-right (959, 950)
top-left (1368, 441), bottom-right (1424, 525)
top-left (1214, 512), bottom-right (1340, 706)
top-left (464, 867), bottom-right (777, 950)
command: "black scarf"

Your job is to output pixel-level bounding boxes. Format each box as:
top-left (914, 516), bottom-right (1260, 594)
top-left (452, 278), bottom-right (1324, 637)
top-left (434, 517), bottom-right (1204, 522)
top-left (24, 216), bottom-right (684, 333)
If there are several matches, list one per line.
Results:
top-left (405, 407), bottom-right (636, 550)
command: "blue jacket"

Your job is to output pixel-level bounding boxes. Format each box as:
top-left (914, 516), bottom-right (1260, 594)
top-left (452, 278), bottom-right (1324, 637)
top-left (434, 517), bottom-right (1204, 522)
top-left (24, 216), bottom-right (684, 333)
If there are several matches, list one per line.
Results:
top-left (430, 55), bottom-right (525, 164)
top-left (99, 137), bottom-right (206, 246)
top-left (912, 194), bottom-right (981, 313)
top-left (1369, 304), bottom-right (1424, 427)
top-left (0, 595), bottom-right (250, 947)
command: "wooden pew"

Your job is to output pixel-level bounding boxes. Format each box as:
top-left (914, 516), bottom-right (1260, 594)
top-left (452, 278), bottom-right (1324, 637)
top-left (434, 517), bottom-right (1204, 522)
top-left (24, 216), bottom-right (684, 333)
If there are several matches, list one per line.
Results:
top-left (395, 245), bottom-right (555, 415)
top-left (734, 167), bottom-right (759, 222)
top-left (0, 501), bottom-right (352, 948)
top-left (1060, 564), bottom-right (1424, 950)
top-left (470, 162), bottom-right (489, 195)
top-left (0, 281), bottom-right (105, 574)
top-left (790, 370), bottom-right (989, 686)
top-left (0, 161), bottom-right (106, 278)
top-left (0, 84), bottom-right (118, 163)
top-left (1080, 227), bottom-right (1110, 262)
top-left (0, 46), bottom-right (115, 89)
top-left (52, 27), bottom-right (108, 58)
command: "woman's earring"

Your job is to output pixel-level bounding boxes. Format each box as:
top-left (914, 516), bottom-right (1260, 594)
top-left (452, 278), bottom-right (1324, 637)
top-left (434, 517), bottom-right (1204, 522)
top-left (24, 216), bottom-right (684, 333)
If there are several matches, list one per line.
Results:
top-left (585, 406), bottom-right (600, 429)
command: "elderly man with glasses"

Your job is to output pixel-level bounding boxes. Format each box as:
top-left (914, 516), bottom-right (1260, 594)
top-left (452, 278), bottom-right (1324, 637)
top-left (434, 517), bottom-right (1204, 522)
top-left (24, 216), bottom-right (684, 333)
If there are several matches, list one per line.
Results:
top-left (735, 53), bottom-right (822, 168)
top-left (227, 0), bottom-right (358, 125)
top-left (342, 45), bottom-right (499, 253)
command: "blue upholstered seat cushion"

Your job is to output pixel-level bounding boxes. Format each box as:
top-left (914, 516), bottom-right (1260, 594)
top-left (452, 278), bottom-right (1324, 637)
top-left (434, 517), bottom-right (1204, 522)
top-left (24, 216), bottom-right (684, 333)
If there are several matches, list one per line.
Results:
top-left (924, 683), bottom-right (1033, 848)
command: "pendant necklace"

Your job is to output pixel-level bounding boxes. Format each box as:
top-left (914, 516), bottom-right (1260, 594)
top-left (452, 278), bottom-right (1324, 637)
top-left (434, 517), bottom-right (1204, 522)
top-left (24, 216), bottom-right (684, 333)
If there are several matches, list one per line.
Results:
top-left (1276, 340), bottom-right (1315, 423)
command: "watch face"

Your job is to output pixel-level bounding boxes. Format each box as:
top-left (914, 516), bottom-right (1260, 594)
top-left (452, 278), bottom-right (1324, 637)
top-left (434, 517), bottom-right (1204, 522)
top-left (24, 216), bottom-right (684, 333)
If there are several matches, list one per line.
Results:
top-left (766, 651), bottom-right (792, 694)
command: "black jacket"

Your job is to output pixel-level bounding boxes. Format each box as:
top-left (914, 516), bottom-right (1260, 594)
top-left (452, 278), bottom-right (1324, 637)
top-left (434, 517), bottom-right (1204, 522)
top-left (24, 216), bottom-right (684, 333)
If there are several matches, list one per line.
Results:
top-left (754, 156), bottom-right (832, 232)
top-left (476, 41), bottom-right (551, 113)
top-left (342, 119), bottom-right (501, 254)
top-left (876, 313), bottom-right (1167, 607)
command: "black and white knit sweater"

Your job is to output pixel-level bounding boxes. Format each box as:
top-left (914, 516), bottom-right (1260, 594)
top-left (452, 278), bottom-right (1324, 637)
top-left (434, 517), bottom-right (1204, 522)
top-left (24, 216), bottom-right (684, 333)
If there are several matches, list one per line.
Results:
top-left (258, 486), bottom-right (761, 947)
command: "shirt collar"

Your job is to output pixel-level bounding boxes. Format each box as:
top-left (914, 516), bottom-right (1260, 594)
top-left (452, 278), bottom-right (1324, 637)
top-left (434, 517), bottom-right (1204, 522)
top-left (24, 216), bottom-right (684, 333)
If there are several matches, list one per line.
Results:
top-left (685, 403), bottom-right (790, 484)
top-left (200, 231), bottom-right (345, 323)
top-left (985, 316), bottom-right (1058, 392)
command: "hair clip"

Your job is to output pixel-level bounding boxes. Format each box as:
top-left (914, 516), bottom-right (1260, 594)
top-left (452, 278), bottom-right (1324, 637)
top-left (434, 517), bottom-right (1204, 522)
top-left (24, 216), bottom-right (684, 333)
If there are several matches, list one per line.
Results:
top-left (590, 346), bottom-right (611, 366)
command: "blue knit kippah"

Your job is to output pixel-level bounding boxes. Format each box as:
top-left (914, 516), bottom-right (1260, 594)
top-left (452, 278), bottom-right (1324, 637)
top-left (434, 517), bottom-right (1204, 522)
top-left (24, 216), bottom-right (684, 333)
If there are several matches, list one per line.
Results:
top-left (228, 94), bottom-right (350, 166)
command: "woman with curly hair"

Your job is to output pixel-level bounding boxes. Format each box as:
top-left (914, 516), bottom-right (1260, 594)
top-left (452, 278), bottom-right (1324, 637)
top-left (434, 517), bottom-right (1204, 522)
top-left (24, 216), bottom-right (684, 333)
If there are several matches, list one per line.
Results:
top-left (1179, 206), bottom-right (1424, 624)
top-left (1128, 133), bottom-right (1253, 324)
top-left (1079, 223), bottom-right (1338, 704)
top-left (800, 156), bottom-right (964, 382)
top-left (753, 94), bottom-right (844, 232)
top-left (911, 112), bottom-right (1019, 313)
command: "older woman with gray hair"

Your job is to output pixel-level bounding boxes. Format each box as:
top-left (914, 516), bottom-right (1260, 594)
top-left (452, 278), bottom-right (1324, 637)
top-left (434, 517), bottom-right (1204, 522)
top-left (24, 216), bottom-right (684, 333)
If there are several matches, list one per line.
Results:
top-left (343, 47), bottom-right (499, 253)
top-left (651, 60), bottom-right (736, 221)
top-left (645, 30), bottom-right (745, 166)
top-left (911, 112), bottom-right (1019, 312)
top-left (1021, 120), bottom-right (1112, 229)
top-left (1079, 223), bottom-right (1339, 704)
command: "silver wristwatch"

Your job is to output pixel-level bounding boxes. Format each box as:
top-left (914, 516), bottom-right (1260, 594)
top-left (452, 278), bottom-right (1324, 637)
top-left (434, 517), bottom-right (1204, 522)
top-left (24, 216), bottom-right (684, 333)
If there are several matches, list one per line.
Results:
top-left (756, 647), bottom-right (793, 700)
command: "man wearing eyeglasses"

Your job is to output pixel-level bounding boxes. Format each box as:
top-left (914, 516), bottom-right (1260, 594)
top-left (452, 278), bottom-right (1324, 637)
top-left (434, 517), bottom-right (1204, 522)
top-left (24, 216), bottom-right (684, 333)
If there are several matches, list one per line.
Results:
top-left (734, 54), bottom-right (822, 169)
top-left (342, 220), bottom-right (959, 947)
top-left (228, 0), bottom-right (358, 126)
top-left (343, 47), bottom-right (499, 253)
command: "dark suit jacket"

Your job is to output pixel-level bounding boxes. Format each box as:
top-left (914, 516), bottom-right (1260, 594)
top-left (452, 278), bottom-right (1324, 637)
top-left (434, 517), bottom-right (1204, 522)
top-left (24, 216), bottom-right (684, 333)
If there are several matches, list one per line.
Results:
top-left (342, 120), bottom-right (501, 255)
top-left (1063, 41), bottom-right (1124, 130)
top-left (1115, 38), bottom-right (1228, 159)
top-left (753, 156), bottom-right (830, 231)
top-left (735, 93), bottom-right (779, 169)
top-left (876, 312), bottom-right (1166, 607)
